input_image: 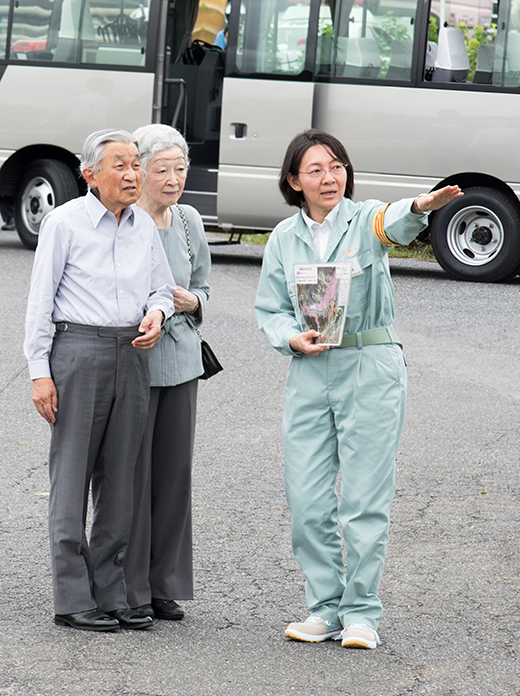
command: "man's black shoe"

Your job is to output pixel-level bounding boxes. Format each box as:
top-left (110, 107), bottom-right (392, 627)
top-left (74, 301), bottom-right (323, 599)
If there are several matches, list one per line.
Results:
top-left (131, 604), bottom-right (155, 619)
top-left (54, 608), bottom-right (120, 631)
top-left (107, 608), bottom-right (154, 629)
top-left (151, 598), bottom-right (185, 620)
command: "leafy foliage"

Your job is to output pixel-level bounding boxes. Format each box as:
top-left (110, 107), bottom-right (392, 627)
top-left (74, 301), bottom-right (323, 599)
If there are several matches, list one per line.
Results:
top-left (429, 16), bottom-right (439, 43)
top-left (456, 21), bottom-right (497, 82)
top-left (374, 12), bottom-right (411, 77)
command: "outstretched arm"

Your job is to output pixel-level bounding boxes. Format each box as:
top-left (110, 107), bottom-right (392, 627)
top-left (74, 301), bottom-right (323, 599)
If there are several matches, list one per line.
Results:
top-left (412, 185), bottom-right (463, 215)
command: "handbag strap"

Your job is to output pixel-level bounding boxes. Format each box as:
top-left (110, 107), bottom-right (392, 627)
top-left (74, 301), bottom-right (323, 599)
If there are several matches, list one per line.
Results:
top-left (175, 203), bottom-right (193, 262)
top-left (174, 203), bottom-right (203, 342)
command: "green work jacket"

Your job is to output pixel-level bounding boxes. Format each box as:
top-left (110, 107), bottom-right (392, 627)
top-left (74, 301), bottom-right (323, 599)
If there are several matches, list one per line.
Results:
top-left (255, 197), bottom-right (429, 356)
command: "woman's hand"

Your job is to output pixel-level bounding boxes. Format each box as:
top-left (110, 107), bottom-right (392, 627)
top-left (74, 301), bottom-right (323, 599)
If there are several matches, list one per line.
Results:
top-left (290, 330), bottom-right (330, 356)
top-left (412, 185), bottom-right (463, 214)
top-left (174, 286), bottom-right (199, 314)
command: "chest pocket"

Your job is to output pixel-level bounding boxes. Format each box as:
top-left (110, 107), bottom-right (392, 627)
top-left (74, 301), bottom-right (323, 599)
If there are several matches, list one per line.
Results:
top-left (344, 249), bottom-right (373, 331)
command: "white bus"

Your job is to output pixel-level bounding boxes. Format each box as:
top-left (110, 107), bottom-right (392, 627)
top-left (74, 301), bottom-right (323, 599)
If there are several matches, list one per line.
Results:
top-left (1, 0), bottom-right (520, 282)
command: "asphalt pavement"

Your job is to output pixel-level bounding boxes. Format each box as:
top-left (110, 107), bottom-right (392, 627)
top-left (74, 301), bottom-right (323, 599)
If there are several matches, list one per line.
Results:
top-left (1, 228), bottom-right (519, 696)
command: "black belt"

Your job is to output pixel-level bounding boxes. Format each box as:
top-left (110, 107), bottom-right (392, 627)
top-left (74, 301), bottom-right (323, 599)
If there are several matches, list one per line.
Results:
top-left (54, 322), bottom-right (140, 337)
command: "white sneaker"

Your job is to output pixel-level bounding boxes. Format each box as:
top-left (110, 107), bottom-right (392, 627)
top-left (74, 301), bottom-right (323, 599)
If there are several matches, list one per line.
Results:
top-left (340, 623), bottom-right (381, 649)
top-left (285, 616), bottom-right (342, 642)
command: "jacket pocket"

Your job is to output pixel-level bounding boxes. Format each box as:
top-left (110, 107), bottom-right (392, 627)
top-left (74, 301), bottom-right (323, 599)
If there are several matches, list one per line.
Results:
top-left (285, 279), bottom-right (301, 324)
top-left (345, 249), bottom-right (372, 327)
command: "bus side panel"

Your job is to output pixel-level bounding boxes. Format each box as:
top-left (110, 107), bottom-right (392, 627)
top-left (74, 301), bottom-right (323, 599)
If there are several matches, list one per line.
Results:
top-left (0, 66), bottom-right (155, 154)
top-left (217, 77), bottom-right (314, 228)
top-left (313, 83), bottom-right (520, 200)
top-left (218, 164), bottom-right (290, 229)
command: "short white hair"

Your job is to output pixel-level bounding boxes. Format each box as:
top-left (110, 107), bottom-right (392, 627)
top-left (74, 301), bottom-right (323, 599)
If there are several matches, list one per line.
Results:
top-left (80, 129), bottom-right (137, 173)
top-left (132, 124), bottom-right (190, 172)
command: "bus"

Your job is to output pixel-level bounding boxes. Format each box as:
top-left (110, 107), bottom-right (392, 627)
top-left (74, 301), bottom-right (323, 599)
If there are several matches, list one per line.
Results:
top-left (1, 0), bottom-right (520, 282)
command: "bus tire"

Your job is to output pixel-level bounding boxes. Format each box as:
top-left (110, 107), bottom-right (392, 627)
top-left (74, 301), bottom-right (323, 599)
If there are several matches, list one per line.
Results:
top-left (430, 186), bottom-right (520, 282)
top-left (14, 159), bottom-right (79, 250)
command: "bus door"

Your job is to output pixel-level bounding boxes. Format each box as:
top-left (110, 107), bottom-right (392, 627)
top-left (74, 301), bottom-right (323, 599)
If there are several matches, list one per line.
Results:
top-left (160, 0), bottom-right (225, 222)
top-left (217, 0), bottom-right (320, 231)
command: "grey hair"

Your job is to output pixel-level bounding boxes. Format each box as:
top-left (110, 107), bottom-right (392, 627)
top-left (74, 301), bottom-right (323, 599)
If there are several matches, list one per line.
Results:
top-left (132, 124), bottom-right (190, 172)
top-left (80, 129), bottom-right (138, 173)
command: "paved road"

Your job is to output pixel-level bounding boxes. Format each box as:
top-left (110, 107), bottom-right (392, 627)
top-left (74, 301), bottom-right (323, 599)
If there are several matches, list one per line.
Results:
top-left (1, 229), bottom-right (519, 696)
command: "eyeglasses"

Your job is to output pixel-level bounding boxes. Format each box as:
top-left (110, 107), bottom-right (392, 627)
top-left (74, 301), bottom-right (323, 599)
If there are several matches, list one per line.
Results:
top-left (299, 164), bottom-right (348, 179)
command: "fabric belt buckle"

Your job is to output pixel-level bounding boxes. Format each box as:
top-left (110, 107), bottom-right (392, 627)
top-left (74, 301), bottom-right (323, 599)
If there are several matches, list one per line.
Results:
top-left (56, 322), bottom-right (68, 332)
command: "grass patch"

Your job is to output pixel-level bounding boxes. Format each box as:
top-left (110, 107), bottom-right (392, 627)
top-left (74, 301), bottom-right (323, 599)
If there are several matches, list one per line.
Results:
top-left (239, 232), bottom-right (271, 246)
top-left (237, 232), bottom-right (437, 262)
top-left (388, 238), bottom-right (436, 262)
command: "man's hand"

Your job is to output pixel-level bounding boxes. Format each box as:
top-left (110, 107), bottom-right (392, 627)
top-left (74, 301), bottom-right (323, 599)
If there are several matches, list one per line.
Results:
top-left (32, 377), bottom-right (58, 424)
top-left (290, 330), bottom-right (330, 356)
top-left (132, 309), bottom-right (164, 350)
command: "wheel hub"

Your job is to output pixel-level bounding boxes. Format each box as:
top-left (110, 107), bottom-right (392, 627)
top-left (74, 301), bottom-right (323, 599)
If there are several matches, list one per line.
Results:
top-left (470, 225), bottom-right (493, 246)
top-left (29, 197), bottom-right (41, 215)
top-left (447, 205), bottom-right (504, 266)
top-left (21, 177), bottom-right (55, 235)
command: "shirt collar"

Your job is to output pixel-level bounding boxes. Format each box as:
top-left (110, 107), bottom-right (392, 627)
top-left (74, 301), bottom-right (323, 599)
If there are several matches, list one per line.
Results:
top-left (85, 190), bottom-right (136, 228)
top-left (301, 202), bottom-right (341, 234)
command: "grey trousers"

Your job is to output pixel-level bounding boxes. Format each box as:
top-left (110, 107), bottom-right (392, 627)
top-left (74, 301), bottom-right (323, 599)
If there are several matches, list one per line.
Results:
top-left (124, 380), bottom-right (197, 607)
top-left (48, 324), bottom-right (149, 615)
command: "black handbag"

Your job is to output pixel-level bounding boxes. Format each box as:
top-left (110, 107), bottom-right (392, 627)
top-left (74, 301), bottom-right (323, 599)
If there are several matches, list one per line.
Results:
top-left (198, 335), bottom-right (224, 380)
top-left (175, 204), bottom-right (223, 380)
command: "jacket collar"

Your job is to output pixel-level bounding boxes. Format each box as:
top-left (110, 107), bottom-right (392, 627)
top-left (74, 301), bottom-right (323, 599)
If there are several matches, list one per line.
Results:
top-left (292, 198), bottom-right (358, 261)
top-left (323, 199), bottom-right (357, 260)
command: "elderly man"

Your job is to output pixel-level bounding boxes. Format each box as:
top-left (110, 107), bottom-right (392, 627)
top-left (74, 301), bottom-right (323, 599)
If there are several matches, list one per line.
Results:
top-left (24, 129), bottom-right (176, 632)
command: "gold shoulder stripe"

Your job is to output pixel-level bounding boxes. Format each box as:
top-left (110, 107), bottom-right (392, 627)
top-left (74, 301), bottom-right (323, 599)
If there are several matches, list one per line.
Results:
top-left (373, 203), bottom-right (400, 247)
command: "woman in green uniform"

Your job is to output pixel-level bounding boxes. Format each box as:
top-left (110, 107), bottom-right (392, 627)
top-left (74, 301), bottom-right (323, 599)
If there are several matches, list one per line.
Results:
top-left (255, 130), bottom-right (461, 650)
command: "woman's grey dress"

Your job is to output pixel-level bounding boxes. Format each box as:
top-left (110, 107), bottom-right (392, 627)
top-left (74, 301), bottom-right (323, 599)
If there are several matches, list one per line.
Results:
top-left (125, 204), bottom-right (211, 605)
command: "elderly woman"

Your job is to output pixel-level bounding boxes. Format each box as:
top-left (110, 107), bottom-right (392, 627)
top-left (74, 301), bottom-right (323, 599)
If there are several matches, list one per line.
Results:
top-left (255, 129), bottom-right (462, 650)
top-left (124, 124), bottom-right (211, 620)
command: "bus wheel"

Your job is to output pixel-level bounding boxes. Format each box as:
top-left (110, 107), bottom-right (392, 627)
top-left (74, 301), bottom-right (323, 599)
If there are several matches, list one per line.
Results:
top-left (431, 187), bottom-right (520, 283)
top-left (14, 159), bottom-right (79, 250)
top-left (430, 187), bottom-right (520, 282)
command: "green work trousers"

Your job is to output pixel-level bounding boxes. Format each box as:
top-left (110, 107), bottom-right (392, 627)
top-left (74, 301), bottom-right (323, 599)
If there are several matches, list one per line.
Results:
top-left (282, 342), bottom-right (406, 630)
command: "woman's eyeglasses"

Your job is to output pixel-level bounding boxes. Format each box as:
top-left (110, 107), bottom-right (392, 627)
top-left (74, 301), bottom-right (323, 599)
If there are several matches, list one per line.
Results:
top-left (299, 164), bottom-right (348, 179)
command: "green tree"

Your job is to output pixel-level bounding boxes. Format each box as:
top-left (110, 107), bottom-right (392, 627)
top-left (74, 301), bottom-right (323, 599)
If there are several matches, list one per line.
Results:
top-left (456, 22), bottom-right (497, 82)
top-left (374, 12), bottom-right (411, 77)
top-left (429, 16), bottom-right (439, 43)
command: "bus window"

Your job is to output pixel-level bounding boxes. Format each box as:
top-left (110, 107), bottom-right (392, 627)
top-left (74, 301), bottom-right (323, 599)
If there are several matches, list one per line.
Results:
top-left (494, 0), bottom-right (520, 87)
top-left (9, 0), bottom-right (150, 66)
top-left (426, 0), bottom-right (520, 88)
top-left (0, 0), bottom-right (7, 59)
top-left (235, 0), bottom-right (311, 75)
top-left (317, 0), bottom-right (418, 82)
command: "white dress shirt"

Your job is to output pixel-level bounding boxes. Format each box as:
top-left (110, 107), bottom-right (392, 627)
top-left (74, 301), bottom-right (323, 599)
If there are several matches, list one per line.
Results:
top-left (301, 203), bottom-right (341, 262)
top-left (24, 192), bottom-right (176, 380)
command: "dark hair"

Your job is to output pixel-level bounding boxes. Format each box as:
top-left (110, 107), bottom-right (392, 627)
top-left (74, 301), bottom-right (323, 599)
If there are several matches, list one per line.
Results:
top-left (279, 129), bottom-right (354, 208)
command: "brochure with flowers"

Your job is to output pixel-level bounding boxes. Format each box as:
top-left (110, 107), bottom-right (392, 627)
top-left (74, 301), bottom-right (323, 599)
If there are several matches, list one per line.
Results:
top-left (294, 262), bottom-right (353, 346)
